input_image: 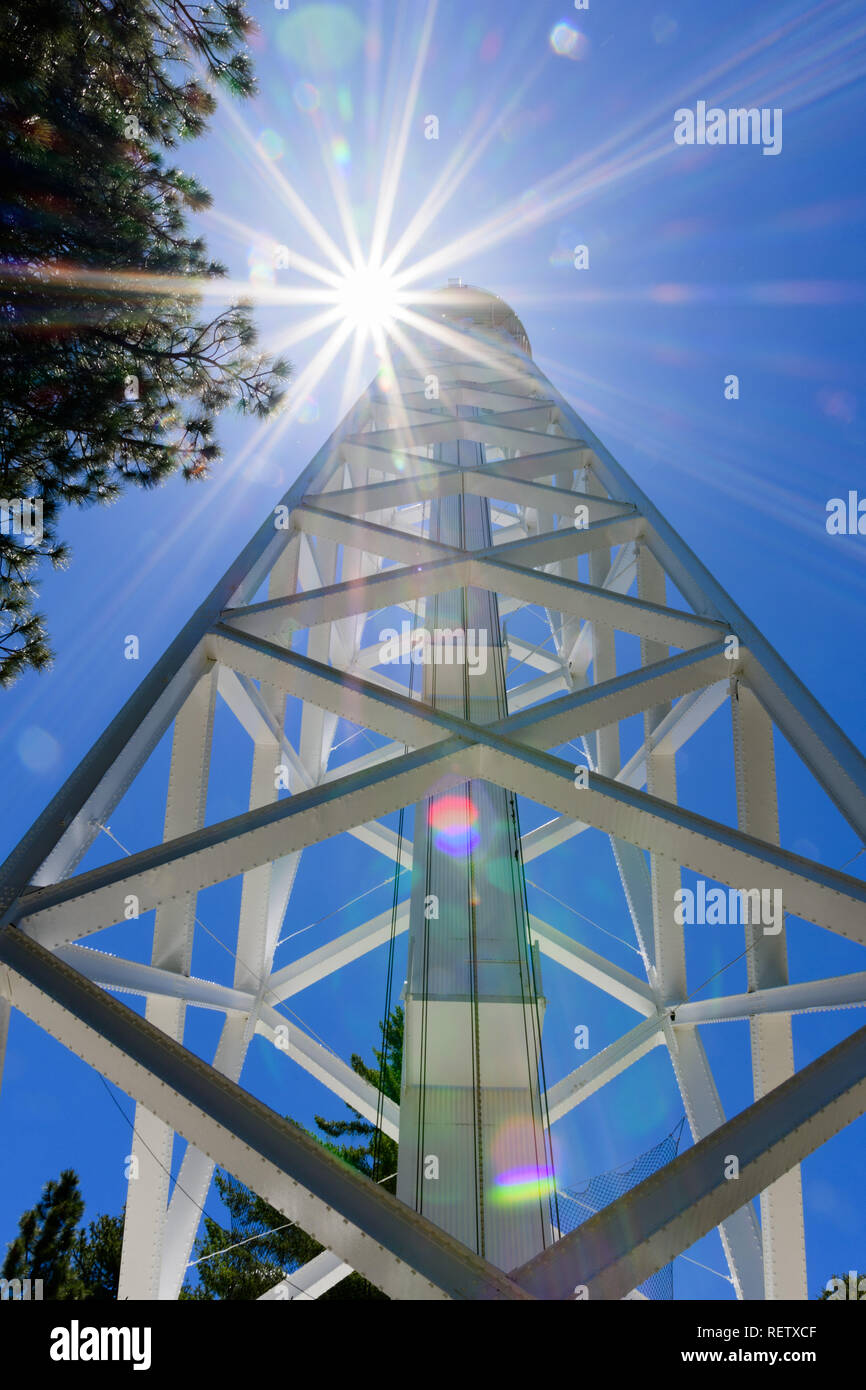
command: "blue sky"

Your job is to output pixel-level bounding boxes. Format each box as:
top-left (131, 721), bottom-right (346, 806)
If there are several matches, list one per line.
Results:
top-left (2, 0), bottom-right (865, 1299)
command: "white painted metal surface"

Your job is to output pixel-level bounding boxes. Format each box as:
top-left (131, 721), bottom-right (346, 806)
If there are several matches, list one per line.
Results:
top-left (1, 284), bottom-right (865, 1300)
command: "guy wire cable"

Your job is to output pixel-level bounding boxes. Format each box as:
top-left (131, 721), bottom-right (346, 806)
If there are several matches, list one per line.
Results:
top-left (515, 789), bottom-right (562, 1240)
top-left (372, 589), bottom-right (419, 1185)
top-left (462, 478), bottom-right (486, 1256)
top-left (414, 495), bottom-right (434, 1215)
top-left (506, 783), bottom-right (556, 1250)
top-left (372, 803), bottom-right (403, 1185)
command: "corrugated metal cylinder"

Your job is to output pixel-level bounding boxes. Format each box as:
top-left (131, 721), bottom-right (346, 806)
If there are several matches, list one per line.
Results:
top-left (397, 402), bottom-right (552, 1271)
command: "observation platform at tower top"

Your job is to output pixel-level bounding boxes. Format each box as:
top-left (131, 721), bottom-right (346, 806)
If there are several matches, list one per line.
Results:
top-left (431, 280), bottom-right (532, 358)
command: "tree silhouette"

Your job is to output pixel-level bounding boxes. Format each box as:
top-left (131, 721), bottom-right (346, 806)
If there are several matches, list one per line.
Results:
top-left (183, 1007), bottom-right (403, 1300)
top-left (818, 1272), bottom-right (866, 1300)
top-left (0, 0), bottom-right (288, 682)
top-left (1, 1012), bottom-right (403, 1300)
top-left (1, 1168), bottom-right (85, 1297)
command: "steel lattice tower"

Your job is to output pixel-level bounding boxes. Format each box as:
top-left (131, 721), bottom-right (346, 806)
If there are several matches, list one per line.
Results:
top-left (2, 283), bottom-right (866, 1301)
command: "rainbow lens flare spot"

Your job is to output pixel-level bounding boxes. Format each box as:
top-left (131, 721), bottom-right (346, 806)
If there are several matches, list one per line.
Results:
top-left (428, 794), bottom-right (480, 856)
top-left (294, 81), bottom-right (321, 113)
top-left (257, 129), bottom-right (285, 161)
top-left (550, 23), bottom-right (586, 60)
top-left (490, 1165), bottom-right (556, 1206)
top-left (377, 364), bottom-right (395, 392)
top-left (247, 243), bottom-right (275, 284)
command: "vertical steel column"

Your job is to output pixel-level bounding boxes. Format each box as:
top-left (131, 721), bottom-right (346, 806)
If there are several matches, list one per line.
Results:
top-left (638, 545), bottom-right (686, 1005)
top-left (397, 395), bottom-right (551, 1271)
top-left (157, 540), bottom-right (304, 1300)
top-left (118, 666), bottom-right (217, 1300)
top-left (732, 683), bottom-right (807, 1299)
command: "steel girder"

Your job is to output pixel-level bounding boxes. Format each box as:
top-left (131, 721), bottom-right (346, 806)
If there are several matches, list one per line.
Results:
top-left (1, 290), bottom-right (865, 1301)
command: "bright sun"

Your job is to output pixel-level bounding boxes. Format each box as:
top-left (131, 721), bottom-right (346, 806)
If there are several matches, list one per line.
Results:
top-left (336, 264), bottom-right (400, 333)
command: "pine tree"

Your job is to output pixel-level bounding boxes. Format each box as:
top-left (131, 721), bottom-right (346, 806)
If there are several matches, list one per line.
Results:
top-left (73, 1213), bottom-right (124, 1301)
top-left (1, 1168), bottom-right (86, 1298)
top-left (818, 1272), bottom-right (866, 1299)
top-left (0, 1019), bottom-right (402, 1301)
top-left (2, 1175), bottom-right (123, 1300)
top-left (183, 1007), bottom-right (404, 1300)
top-left (314, 1004), bottom-right (402, 1196)
top-left (0, 0), bottom-right (289, 683)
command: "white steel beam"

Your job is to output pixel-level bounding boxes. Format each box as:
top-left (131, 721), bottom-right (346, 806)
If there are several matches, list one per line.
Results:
top-left (667, 1024), bottom-right (764, 1300)
top-left (0, 396), bottom-right (372, 918)
top-left (208, 627), bottom-right (455, 751)
top-left (19, 741), bottom-right (478, 947)
top-left (254, 1006), bottom-right (400, 1140)
top-left (473, 556), bottom-right (726, 651)
top-left (565, 541), bottom-right (637, 681)
top-left (0, 926), bottom-right (529, 1302)
top-left (55, 945), bottom-right (255, 1015)
top-left (501, 642), bottom-right (731, 753)
top-left (294, 502), bottom-right (458, 569)
top-left (676, 974), bottom-right (866, 1024)
top-left (545, 1016), bottom-right (666, 1125)
top-left (478, 745), bottom-right (866, 943)
top-left (19, 734), bottom-right (866, 951)
top-left (531, 364), bottom-right (866, 839)
top-left (223, 555), bottom-right (469, 641)
top-left (268, 904), bottom-right (410, 1002)
top-left (157, 648), bottom-right (291, 1298)
top-left (732, 683), bottom-right (807, 1300)
top-left (519, 681), bottom-right (729, 862)
top-left (507, 671), bottom-right (568, 713)
top-left (118, 667), bottom-right (217, 1302)
top-left (514, 1019), bottom-right (866, 1302)
top-left (4, 287), bottom-right (864, 1305)
top-left (527, 921), bottom-right (655, 1018)
top-left (258, 1250), bottom-right (352, 1300)
top-left (638, 545), bottom-right (684, 1005)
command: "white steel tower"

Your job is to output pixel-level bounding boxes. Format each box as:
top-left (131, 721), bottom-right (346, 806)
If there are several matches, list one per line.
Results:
top-left (2, 284), bottom-right (866, 1301)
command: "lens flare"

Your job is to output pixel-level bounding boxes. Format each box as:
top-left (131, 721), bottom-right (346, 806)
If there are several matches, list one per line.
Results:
top-left (651, 13), bottom-right (678, 44)
top-left (277, 4), bottom-right (365, 73)
top-left (257, 129), bottom-right (285, 161)
top-left (480, 30), bottom-right (502, 63)
top-left (489, 1165), bottom-right (556, 1206)
top-left (549, 23), bottom-right (587, 60)
top-left (17, 726), bottom-right (61, 774)
top-left (428, 793), bottom-right (480, 856)
top-left (549, 229), bottom-right (579, 267)
top-left (377, 363), bottom-right (396, 391)
top-left (293, 81), bottom-right (321, 113)
top-left (247, 242), bottom-right (276, 284)
top-left (335, 264), bottom-right (398, 330)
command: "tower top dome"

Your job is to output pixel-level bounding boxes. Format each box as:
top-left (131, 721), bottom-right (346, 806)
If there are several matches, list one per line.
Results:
top-left (430, 281), bottom-right (532, 358)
